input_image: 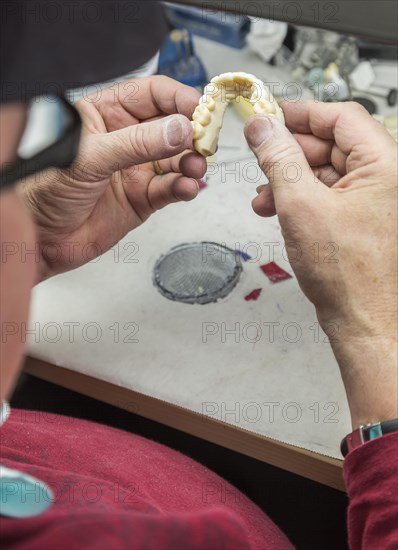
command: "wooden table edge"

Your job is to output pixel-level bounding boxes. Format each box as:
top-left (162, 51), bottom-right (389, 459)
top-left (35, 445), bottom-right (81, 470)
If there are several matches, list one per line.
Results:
top-left (24, 357), bottom-right (346, 492)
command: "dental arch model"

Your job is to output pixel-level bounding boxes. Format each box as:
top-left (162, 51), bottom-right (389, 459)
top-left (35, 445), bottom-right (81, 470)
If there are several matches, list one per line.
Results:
top-left (192, 72), bottom-right (285, 157)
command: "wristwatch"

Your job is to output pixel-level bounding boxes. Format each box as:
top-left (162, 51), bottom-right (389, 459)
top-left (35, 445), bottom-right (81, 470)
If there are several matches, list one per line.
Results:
top-left (341, 418), bottom-right (398, 457)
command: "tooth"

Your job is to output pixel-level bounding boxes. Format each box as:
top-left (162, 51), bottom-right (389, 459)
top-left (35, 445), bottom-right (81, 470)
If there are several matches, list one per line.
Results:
top-left (266, 102), bottom-right (277, 114)
top-left (225, 92), bottom-right (237, 100)
top-left (206, 98), bottom-right (216, 111)
top-left (253, 103), bottom-right (265, 114)
top-left (191, 121), bottom-right (205, 139)
top-left (200, 96), bottom-right (216, 111)
top-left (253, 99), bottom-right (275, 115)
top-left (193, 105), bottom-right (211, 126)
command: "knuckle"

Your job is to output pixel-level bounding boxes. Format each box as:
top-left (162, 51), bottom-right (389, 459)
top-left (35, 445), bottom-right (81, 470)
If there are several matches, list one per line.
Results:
top-left (151, 74), bottom-right (172, 88)
top-left (259, 140), bottom-right (300, 166)
top-left (129, 125), bottom-right (152, 160)
top-left (345, 101), bottom-right (367, 116)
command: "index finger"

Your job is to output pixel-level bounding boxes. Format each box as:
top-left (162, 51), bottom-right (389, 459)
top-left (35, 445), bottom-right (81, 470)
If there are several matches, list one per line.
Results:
top-left (91, 76), bottom-right (200, 133)
top-left (113, 75), bottom-right (200, 120)
top-left (281, 100), bottom-right (393, 155)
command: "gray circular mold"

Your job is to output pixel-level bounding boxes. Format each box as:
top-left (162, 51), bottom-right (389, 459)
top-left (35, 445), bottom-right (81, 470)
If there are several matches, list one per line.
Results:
top-left (153, 242), bottom-right (242, 305)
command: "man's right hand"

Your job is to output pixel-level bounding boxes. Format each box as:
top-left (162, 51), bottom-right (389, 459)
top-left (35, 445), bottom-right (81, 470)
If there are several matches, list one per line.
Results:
top-left (244, 101), bottom-right (397, 428)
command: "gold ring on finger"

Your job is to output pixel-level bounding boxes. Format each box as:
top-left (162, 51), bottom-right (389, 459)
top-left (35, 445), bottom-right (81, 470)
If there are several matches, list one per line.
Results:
top-left (152, 160), bottom-right (164, 176)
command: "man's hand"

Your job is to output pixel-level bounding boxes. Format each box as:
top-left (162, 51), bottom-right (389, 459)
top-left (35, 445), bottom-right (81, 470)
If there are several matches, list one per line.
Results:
top-left (244, 101), bottom-right (398, 428)
top-left (19, 76), bottom-right (206, 280)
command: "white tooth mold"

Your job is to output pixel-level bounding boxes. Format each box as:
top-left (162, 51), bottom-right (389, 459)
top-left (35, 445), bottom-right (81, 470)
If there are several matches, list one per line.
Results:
top-left (191, 72), bottom-right (285, 157)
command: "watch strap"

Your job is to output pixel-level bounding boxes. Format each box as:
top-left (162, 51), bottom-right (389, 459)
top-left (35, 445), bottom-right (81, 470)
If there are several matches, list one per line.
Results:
top-left (341, 418), bottom-right (398, 457)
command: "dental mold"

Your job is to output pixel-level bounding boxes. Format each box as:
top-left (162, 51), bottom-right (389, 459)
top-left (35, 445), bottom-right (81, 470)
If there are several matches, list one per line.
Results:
top-left (192, 72), bottom-right (285, 157)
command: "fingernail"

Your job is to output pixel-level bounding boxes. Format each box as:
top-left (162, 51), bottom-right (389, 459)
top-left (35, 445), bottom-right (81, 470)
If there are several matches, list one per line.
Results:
top-left (165, 116), bottom-right (184, 147)
top-left (246, 116), bottom-right (273, 148)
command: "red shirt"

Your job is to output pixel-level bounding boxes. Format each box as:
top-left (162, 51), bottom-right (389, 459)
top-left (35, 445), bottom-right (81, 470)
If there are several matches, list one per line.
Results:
top-left (0, 410), bottom-right (293, 549)
top-left (1, 409), bottom-right (397, 549)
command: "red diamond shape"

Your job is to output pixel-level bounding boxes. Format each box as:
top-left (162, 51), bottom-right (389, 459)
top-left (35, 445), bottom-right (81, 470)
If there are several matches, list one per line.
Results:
top-left (244, 288), bottom-right (262, 301)
top-left (260, 262), bottom-right (292, 283)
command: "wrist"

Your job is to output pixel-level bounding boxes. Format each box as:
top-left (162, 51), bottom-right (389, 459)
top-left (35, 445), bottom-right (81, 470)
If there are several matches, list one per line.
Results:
top-left (328, 327), bottom-right (397, 429)
top-left (316, 293), bottom-right (397, 344)
top-left (341, 418), bottom-right (398, 456)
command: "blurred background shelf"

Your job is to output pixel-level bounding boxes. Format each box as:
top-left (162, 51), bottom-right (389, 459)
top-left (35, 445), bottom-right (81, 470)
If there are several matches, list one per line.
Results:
top-left (174, 0), bottom-right (398, 44)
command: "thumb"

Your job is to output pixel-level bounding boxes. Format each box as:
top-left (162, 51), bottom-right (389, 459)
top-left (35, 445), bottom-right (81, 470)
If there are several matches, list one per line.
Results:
top-left (244, 115), bottom-right (319, 201)
top-left (87, 114), bottom-right (193, 175)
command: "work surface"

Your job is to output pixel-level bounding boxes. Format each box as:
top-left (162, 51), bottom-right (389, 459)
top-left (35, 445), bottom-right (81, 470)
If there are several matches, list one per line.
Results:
top-left (28, 161), bottom-right (351, 456)
top-left (26, 37), bottom-right (397, 493)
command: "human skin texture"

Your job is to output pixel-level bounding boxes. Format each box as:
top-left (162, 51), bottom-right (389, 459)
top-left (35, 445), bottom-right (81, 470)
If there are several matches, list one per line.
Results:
top-left (18, 76), bottom-right (206, 281)
top-left (1, 77), bottom-right (206, 399)
top-left (244, 101), bottom-right (398, 429)
top-left (0, 102), bottom-right (37, 401)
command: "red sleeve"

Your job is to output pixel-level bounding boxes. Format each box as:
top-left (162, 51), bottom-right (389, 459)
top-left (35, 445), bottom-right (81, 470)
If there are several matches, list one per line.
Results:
top-left (343, 432), bottom-right (398, 550)
top-left (1, 409), bottom-right (294, 550)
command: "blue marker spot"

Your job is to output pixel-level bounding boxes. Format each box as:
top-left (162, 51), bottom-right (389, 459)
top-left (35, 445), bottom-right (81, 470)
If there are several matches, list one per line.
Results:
top-left (236, 250), bottom-right (252, 262)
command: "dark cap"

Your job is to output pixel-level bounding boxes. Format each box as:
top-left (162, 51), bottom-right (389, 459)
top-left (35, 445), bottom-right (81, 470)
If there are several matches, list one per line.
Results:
top-left (0, 0), bottom-right (167, 103)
